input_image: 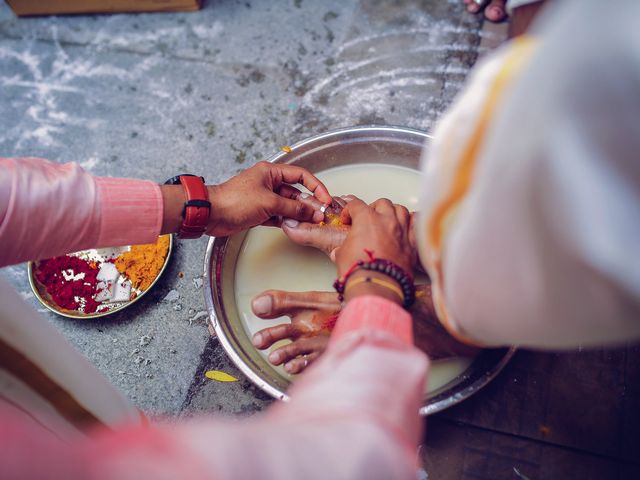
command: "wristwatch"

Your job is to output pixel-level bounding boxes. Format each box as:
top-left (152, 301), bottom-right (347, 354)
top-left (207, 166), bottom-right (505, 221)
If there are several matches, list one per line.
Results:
top-left (164, 174), bottom-right (211, 239)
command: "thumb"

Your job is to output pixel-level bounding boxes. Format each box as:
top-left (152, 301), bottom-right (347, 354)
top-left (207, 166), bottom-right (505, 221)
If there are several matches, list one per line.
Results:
top-left (282, 221), bottom-right (348, 256)
top-left (251, 290), bottom-right (340, 319)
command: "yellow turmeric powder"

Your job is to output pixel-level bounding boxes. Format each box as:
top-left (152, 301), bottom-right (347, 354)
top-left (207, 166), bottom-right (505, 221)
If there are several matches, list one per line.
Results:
top-left (115, 235), bottom-right (170, 291)
top-left (320, 212), bottom-right (344, 227)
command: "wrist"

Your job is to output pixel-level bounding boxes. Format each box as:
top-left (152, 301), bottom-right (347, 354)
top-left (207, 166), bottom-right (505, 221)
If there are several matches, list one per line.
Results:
top-left (162, 174), bottom-right (211, 239)
top-left (343, 270), bottom-right (403, 307)
top-left (205, 184), bottom-right (222, 233)
top-left (160, 184), bottom-right (186, 234)
top-left (334, 250), bottom-right (416, 308)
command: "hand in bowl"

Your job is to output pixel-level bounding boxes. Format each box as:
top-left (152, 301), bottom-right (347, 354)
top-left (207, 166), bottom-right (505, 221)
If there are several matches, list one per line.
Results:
top-left (411, 284), bottom-right (481, 359)
top-left (335, 197), bottom-right (416, 279)
top-left (250, 290), bottom-right (340, 374)
top-left (250, 284), bottom-right (478, 370)
top-left (332, 197), bottom-right (476, 356)
top-left (281, 195), bottom-right (352, 261)
top-left (282, 194), bottom-right (424, 270)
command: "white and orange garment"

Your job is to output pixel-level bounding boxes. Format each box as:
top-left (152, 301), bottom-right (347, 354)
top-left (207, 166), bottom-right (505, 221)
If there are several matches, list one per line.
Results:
top-left (419, 0), bottom-right (640, 348)
top-left (505, 0), bottom-right (544, 15)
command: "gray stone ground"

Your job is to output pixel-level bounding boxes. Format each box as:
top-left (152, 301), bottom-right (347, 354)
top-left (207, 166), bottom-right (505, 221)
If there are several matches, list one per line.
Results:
top-left (0, 0), bottom-right (500, 418)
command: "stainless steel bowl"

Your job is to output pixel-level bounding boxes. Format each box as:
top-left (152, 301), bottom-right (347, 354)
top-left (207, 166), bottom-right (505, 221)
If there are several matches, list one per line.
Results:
top-left (204, 125), bottom-right (515, 414)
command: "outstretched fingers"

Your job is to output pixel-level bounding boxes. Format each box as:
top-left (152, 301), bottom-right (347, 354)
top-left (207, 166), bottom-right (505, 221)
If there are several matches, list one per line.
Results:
top-left (252, 324), bottom-right (297, 349)
top-left (251, 290), bottom-right (340, 319)
top-left (267, 336), bottom-right (328, 373)
top-left (283, 350), bottom-right (323, 374)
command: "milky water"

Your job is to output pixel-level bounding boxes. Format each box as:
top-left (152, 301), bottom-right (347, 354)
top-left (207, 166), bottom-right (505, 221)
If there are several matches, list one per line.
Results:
top-left (234, 163), bottom-right (472, 393)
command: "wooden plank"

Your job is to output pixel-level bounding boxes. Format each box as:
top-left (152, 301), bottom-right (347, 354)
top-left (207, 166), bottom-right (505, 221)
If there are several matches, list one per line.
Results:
top-left (438, 345), bottom-right (640, 462)
top-left (421, 417), bottom-right (640, 480)
top-left (622, 345), bottom-right (640, 461)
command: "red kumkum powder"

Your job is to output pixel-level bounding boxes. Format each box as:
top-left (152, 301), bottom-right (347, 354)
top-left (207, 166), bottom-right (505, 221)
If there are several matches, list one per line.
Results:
top-left (35, 256), bottom-right (101, 313)
top-left (321, 313), bottom-right (339, 333)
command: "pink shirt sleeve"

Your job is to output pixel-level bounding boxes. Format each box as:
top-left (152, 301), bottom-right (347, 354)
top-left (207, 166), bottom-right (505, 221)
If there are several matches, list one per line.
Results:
top-left (331, 294), bottom-right (414, 346)
top-left (0, 296), bottom-right (430, 480)
top-left (0, 158), bottom-right (162, 267)
top-left (89, 296), bottom-right (429, 480)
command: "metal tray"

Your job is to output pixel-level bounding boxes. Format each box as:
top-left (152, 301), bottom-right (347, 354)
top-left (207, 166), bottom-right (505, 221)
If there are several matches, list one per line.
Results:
top-left (28, 234), bottom-right (173, 319)
top-left (204, 126), bottom-right (515, 415)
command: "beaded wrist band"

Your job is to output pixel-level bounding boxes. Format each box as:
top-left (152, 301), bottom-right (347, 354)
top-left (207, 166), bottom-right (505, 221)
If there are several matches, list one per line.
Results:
top-left (333, 249), bottom-right (416, 308)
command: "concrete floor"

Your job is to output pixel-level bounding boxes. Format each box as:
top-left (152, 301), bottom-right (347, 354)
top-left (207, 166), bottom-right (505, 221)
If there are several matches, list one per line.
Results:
top-left (4, 4), bottom-right (639, 479)
top-left (0, 0), bottom-right (492, 417)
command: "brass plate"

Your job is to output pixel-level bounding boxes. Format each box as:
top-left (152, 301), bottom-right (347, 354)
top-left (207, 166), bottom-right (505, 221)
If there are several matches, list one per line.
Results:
top-left (28, 234), bottom-right (173, 319)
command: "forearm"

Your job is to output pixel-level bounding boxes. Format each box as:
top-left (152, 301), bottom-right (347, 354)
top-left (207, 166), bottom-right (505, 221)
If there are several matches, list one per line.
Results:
top-left (173, 333), bottom-right (427, 479)
top-left (0, 158), bottom-right (162, 267)
top-left (293, 296), bottom-right (428, 442)
top-left (75, 297), bottom-right (428, 480)
top-left (261, 296), bottom-right (428, 479)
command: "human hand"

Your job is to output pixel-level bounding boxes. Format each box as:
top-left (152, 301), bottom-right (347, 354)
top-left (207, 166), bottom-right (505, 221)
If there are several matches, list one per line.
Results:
top-left (250, 290), bottom-right (340, 374)
top-left (330, 198), bottom-right (416, 306)
top-left (412, 284), bottom-right (481, 359)
top-left (283, 195), bottom-right (425, 271)
top-left (334, 198), bottom-right (415, 277)
top-left (249, 283), bottom-right (477, 370)
top-left (281, 195), bottom-right (352, 261)
top-left (205, 162), bottom-right (332, 237)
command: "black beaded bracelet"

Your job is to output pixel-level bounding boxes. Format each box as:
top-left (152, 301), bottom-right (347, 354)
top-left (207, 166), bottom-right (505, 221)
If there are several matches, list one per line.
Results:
top-left (334, 253), bottom-right (416, 309)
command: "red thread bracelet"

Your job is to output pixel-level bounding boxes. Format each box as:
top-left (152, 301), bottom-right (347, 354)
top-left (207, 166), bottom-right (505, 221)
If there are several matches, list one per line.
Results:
top-left (333, 249), bottom-right (416, 308)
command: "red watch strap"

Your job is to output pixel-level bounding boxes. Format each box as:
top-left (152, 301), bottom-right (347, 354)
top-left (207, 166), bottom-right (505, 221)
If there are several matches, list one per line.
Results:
top-left (179, 175), bottom-right (210, 239)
